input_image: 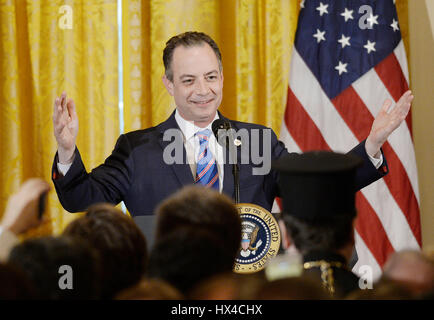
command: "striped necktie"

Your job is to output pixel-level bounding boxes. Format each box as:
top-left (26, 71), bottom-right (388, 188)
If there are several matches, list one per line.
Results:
top-left (195, 129), bottom-right (219, 190)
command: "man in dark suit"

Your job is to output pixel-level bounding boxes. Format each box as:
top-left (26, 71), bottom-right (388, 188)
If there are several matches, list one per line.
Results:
top-left (51, 31), bottom-right (413, 217)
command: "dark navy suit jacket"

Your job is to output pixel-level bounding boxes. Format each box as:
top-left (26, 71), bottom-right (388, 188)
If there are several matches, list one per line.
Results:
top-left (52, 112), bottom-right (387, 216)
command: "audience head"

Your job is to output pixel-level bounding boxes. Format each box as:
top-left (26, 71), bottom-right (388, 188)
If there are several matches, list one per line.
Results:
top-left (382, 249), bottom-right (434, 297)
top-left (254, 275), bottom-right (332, 300)
top-left (189, 272), bottom-right (266, 300)
top-left (115, 279), bottom-right (184, 300)
top-left (346, 277), bottom-right (414, 300)
top-left (8, 236), bottom-right (100, 299)
top-left (148, 227), bottom-right (234, 295)
top-left (62, 203), bottom-right (148, 299)
top-left (273, 151), bottom-right (362, 259)
top-left (282, 214), bottom-right (354, 257)
top-left (0, 262), bottom-right (37, 299)
top-left (155, 186), bottom-right (241, 262)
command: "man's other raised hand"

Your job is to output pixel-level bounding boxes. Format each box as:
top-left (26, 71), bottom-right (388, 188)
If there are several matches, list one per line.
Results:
top-left (52, 91), bottom-right (78, 164)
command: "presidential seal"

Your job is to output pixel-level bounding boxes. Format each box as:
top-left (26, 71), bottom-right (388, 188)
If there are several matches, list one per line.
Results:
top-left (233, 203), bottom-right (281, 274)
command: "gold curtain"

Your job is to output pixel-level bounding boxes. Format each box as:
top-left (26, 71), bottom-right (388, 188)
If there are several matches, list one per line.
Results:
top-left (0, 0), bottom-right (409, 234)
top-left (0, 0), bottom-right (119, 235)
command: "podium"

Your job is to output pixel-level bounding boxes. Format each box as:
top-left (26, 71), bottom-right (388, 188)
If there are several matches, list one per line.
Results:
top-left (133, 215), bottom-right (156, 251)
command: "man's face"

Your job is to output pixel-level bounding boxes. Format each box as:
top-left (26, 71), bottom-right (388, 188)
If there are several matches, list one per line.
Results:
top-left (163, 43), bottom-right (223, 127)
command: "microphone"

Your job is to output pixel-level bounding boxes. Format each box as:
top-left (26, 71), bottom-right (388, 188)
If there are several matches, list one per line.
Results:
top-left (212, 119), bottom-right (242, 148)
top-left (212, 119), bottom-right (238, 157)
top-left (212, 119), bottom-right (231, 144)
top-left (211, 119), bottom-right (240, 204)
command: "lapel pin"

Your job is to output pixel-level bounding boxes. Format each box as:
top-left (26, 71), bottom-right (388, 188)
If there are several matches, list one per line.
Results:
top-left (234, 139), bottom-right (242, 147)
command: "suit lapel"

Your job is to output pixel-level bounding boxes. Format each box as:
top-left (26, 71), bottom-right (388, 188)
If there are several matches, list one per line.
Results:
top-left (157, 112), bottom-right (194, 187)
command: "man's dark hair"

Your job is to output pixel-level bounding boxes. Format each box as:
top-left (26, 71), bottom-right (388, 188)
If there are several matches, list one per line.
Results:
top-left (148, 227), bottom-right (233, 295)
top-left (283, 214), bottom-right (354, 255)
top-left (8, 236), bottom-right (101, 299)
top-left (62, 203), bottom-right (148, 299)
top-left (163, 31), bottom-right (222, 81)
top-left (155, 186), bottom-right (241, 263)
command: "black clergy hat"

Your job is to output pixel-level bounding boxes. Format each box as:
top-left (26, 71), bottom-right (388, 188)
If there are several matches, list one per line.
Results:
top-left (272, 151), bottom-right (363, 221)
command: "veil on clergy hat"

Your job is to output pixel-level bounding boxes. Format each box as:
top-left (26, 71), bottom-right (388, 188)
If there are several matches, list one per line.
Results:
top-left (272, 151), bottom-right (363, 221)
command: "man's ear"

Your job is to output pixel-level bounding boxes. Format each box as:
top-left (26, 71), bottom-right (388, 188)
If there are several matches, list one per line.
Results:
top-left (162, 74), bottom-right (174, 96)
top-left (278, 219), bottom-right (292, 250)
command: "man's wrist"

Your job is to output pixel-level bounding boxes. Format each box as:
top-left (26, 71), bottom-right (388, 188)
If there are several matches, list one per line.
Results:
top-left (365, 136), bottom-right (382, 159)
top-left (368, 152), bottom-right (383, 169)
top-left (58, 147), bottom-right (75, 164)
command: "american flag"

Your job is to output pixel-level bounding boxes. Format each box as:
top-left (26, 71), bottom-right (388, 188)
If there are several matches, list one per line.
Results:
top-left (279, 0), bottom-right (421, 279)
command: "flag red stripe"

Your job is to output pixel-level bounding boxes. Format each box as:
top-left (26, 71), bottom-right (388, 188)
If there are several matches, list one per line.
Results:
top-left (284, 87), bottom-right (329, 151)
top-left (381, 143), bottom-right (422, 245)
top-left (331, 86), bottom-right (372, 138)
top-left (332, 86), bottom-right (421, 246)
top-left (355, 193), bottom-right (395, 266)
top-left (374, 53), bottom-right (412, 136)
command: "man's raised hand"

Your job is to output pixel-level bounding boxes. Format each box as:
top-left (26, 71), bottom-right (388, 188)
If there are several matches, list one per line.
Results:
top-left (53, 91), bottom-right (78, 164)
top-left (365, 90), bottom-right (414, 158)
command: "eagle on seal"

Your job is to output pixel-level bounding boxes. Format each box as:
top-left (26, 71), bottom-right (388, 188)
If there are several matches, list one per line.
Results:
top-left (240, 224), bottom-right (263, 257)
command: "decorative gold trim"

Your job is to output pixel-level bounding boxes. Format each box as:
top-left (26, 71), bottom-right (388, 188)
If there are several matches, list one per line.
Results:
top-left (303, 260), bottom-right (345, 295)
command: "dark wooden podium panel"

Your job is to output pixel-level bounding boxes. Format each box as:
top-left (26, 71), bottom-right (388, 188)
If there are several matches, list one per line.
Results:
top-left (133, 215), bottom-right (156, 251)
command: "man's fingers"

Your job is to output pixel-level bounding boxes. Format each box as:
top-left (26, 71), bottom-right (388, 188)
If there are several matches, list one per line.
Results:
top-left (396, 90), bottom-right (413, 110)
top-left (53, 97), bottom-right (61, 123)
top-left (62, 92), bottom-right (69, 117)
top-left (393, 90), bottom-right (413, 118)
top-left (53, 93), bottom-right (66, 122)
top-left (381, 91), bottom-right (413, 115)
top-left (19, 179), bottom-right (51, 198)
top-left (398, 90), bottom-right (413, 104)
top-left (53, 92), bottom-right (73, 133)
top-left (54, 97), bottom-right (60, 110)
top-left (66, 98), bottom-right (78, 120)
top-left (60, 91), bottom-right (67, 108)
top-left (381, 99), bottom-right (393, 114)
